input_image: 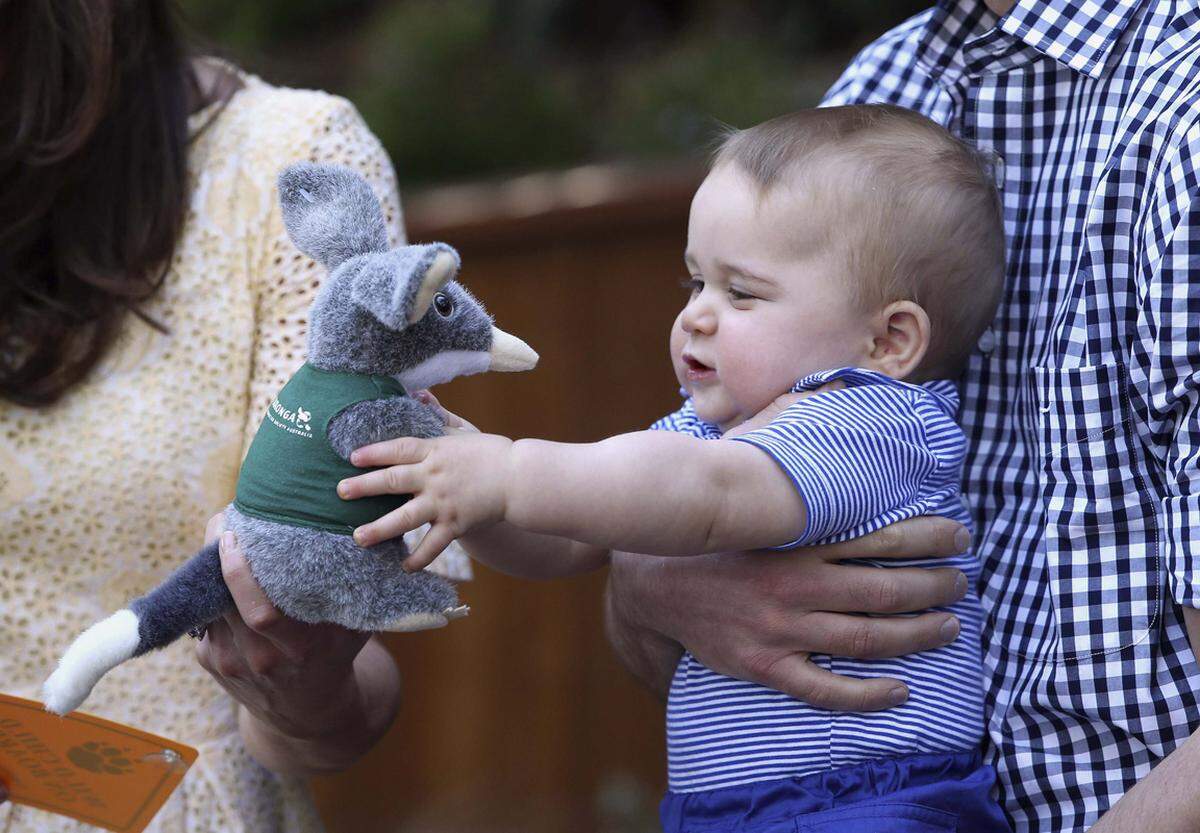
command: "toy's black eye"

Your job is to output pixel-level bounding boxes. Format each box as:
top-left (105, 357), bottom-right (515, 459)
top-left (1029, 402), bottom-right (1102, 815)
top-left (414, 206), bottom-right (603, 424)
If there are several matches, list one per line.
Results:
top-left (433, 292), bottom-right (454, 317)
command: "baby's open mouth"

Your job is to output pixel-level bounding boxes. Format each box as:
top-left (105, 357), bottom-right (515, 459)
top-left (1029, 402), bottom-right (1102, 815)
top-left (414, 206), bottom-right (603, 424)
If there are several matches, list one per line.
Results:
top-left (683, 355), bottom-right (715, 378)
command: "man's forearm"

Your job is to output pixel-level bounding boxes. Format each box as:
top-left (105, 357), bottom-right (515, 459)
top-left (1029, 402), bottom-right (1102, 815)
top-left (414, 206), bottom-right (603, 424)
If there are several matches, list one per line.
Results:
top-left (506, 432), bottom-right (804, 555)
top-left (238, 637), bottom-right (401, 776)
top-left (1089, 724), bottom-right (1200, 832)
top-left (1091, 608), bottom-right (1200, 830)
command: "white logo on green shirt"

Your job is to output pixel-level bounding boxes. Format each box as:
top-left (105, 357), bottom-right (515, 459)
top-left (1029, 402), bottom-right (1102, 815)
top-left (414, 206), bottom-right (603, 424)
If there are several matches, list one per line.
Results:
top-left (266, 396), bottom-right (314, 438)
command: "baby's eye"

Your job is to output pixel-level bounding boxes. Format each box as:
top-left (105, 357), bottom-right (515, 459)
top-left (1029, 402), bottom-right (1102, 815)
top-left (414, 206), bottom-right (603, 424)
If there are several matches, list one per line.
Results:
top-left (728, 287), bottom-right (756, 301)
top-left (680, 277), bottom-right (703, 295)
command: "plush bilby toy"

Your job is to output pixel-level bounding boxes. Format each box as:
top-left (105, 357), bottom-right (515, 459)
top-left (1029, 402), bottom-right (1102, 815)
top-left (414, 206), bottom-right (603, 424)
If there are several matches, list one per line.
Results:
top-left (43, 162), bottom-right (538, 716)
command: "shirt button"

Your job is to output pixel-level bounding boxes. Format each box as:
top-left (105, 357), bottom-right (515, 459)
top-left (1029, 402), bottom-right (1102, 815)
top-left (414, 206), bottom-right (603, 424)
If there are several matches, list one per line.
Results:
top-left (977, 328), bottom-right (997, 354)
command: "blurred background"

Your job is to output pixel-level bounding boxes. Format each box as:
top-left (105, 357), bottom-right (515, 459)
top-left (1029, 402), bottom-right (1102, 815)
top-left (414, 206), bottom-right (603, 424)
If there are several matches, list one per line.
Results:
top-left (178, 2), bottom-right (929, 830)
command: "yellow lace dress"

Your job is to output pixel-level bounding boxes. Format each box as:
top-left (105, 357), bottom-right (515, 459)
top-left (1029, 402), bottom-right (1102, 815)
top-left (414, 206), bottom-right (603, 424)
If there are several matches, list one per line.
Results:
top-left (0, 67), bottom-right (469, 832)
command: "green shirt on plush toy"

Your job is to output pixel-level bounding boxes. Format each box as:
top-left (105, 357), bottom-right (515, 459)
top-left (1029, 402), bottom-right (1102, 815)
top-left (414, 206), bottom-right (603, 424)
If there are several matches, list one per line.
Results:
top-left (234, 363), bottom-right (409, 534)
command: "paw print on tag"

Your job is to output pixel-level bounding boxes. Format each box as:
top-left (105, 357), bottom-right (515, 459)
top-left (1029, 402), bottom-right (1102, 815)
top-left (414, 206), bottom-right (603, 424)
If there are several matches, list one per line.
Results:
top-left (67, 741), bottom-right (134, 775)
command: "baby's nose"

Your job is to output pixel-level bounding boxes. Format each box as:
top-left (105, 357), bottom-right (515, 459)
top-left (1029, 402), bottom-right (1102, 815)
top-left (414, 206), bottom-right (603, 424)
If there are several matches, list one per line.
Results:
top-left (680, 297), bottom-right (716, 333)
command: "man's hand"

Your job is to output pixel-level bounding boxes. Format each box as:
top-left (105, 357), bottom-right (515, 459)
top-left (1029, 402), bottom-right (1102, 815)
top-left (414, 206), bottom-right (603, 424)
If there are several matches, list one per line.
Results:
top-left (607, 515), bottom-right (969, 711)
top-left (196, 514), bottom-right (400, 775)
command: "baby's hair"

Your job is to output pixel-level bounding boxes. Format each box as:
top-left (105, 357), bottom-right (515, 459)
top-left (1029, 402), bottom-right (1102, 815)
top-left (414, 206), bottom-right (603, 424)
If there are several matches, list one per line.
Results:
top-left (713, 104), bottom-right (1005, 379)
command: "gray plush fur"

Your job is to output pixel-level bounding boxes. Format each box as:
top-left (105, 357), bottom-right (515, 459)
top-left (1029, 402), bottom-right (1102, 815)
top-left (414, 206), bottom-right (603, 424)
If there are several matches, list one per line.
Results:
top-left (328, 396), bottom-right (445, 459)
top-left (224, 507), bottom-right (457, 630)
top-left (278, 163), bottom-right (389, 270)
top-left (129, 542), bottom-right (230, 653)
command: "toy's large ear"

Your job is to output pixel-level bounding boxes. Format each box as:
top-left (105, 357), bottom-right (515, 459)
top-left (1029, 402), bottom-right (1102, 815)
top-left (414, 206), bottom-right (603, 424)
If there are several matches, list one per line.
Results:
top-left (352, 243), bottom-right (461, 330)
top-left (277, 163), bottom-right (388, 269)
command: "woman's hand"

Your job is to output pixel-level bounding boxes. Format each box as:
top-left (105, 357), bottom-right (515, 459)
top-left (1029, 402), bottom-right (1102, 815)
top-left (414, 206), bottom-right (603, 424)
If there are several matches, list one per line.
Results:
top-left (607, 515), bottom-right (969, 711)
top-left (413, 389), bottom-right (479, 434)
top-left (195, 514), bottom-right (400, 775)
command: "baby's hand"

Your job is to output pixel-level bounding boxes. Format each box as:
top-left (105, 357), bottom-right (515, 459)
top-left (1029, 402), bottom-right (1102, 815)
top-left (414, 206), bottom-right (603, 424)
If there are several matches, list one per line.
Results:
top-left (339, 432), bottom-right (515, 571)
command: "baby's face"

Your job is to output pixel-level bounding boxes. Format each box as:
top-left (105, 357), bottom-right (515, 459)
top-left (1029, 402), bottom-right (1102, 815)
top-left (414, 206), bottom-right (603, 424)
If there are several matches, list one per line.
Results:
top-left (673, 163), bottom-right (875, 431)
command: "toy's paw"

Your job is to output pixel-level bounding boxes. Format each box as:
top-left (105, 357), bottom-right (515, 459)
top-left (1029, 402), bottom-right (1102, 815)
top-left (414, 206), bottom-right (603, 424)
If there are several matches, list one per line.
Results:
top-left (378, 605), bottom-right (470, 633)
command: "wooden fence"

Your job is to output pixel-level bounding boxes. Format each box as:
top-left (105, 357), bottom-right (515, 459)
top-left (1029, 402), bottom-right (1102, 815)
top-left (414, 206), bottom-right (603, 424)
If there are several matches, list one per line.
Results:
top-left (310, 162), bottom-right (705, 833)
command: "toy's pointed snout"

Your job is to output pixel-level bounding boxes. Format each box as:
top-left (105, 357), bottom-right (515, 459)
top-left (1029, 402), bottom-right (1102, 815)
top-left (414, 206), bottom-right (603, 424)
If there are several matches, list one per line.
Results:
top-left (488, 328), bottom-right (538, 372)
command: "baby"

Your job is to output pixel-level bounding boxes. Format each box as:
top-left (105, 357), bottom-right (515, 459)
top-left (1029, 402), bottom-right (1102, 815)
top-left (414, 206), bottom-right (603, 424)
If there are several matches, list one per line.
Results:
top-left (339, 104), bottom-right (1010, 831)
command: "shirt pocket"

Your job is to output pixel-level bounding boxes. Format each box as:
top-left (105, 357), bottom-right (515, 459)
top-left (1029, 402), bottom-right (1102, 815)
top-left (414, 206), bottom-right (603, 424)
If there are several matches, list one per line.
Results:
top-left (1030, 360), bottom-right (1161, 662)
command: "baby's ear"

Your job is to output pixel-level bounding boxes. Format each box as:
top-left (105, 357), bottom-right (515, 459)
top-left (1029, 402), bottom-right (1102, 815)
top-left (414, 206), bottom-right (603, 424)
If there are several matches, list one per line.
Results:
top-left (352, 243), bottom-right (461, 330)
top-left (277, 163), bottom-right (388, 270)
top-left (869, 300), bottom-right (931, 379)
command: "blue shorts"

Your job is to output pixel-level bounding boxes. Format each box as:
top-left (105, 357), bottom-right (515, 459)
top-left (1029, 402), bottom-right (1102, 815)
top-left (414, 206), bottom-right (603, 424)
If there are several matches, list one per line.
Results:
top-left (660, 750), bottom-right (1011, 832)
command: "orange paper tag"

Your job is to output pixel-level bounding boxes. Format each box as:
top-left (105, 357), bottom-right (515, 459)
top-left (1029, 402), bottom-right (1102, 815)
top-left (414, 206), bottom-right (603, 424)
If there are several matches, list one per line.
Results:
top-left (0, 694), bottom-right (197, 833)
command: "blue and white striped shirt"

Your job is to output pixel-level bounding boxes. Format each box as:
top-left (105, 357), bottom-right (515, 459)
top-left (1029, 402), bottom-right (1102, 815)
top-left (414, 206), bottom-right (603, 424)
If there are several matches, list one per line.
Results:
top-left (652, 367), bottom-right (985, 792)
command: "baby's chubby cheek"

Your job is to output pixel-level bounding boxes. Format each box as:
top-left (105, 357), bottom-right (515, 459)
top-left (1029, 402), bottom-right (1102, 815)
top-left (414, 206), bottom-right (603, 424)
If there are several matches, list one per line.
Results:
top-left (668, 313), bottom-right (690, 392)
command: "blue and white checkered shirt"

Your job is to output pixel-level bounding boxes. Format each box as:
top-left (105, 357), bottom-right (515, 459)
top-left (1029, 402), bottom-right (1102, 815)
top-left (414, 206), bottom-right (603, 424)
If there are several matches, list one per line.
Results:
top-left (653, 368), bottom-right (987, 793)
top-left (822, 2), bottom-right (1200, 830)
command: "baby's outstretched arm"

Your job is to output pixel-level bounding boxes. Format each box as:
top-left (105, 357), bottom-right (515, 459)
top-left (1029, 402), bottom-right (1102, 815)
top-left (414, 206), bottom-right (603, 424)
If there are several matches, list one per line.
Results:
top-left (339, 430), bottom-right (805, 572)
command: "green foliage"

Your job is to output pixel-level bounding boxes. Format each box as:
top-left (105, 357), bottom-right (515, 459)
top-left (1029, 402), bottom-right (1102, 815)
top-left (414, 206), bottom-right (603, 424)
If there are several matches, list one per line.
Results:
top-left (179, 0), bottom-right (370, 51)
top-left (351, 0), bottom-right (590, 184)
top-left (180, 0), bottom-right (924, 184)
top-left (601, 28), bottom-right (808, 161)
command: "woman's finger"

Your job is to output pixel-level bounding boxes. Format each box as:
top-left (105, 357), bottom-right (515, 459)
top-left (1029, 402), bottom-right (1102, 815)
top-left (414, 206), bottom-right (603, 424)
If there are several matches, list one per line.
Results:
top-left (204, 511), bottom-right (227, 546)
top-left (354, 498), bottom-right (437, 548)
top-left (217, 532), bottom-right (326, 662)
top-left (196, 617), bottom-right (245, 679)
top-left (415, 389), bottom-right (480, 433)
top-left (338, 464), bottom-right (421, 500)
top-left (220, 604), bottom-right (287, 677)
top-left (403, 524), bottom-right (457, 572)
top-left (217, 531), bottom-right (310, 651)
top-left (349, 436), bottom-right (430, 467)
top-left (413, 389), bottom-right (452, 423)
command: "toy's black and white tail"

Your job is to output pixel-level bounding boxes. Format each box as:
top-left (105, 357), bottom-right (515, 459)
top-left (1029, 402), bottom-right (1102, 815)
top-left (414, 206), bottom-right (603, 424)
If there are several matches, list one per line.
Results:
top-left (43, 541), bottom-right (233, 715)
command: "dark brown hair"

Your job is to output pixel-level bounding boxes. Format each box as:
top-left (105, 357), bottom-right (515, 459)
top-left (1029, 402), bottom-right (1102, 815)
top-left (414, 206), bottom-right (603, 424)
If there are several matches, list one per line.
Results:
top-left (714, 104), bottom-right (1005, 379)
top-left (0, 1), bottom-right (231, 407)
